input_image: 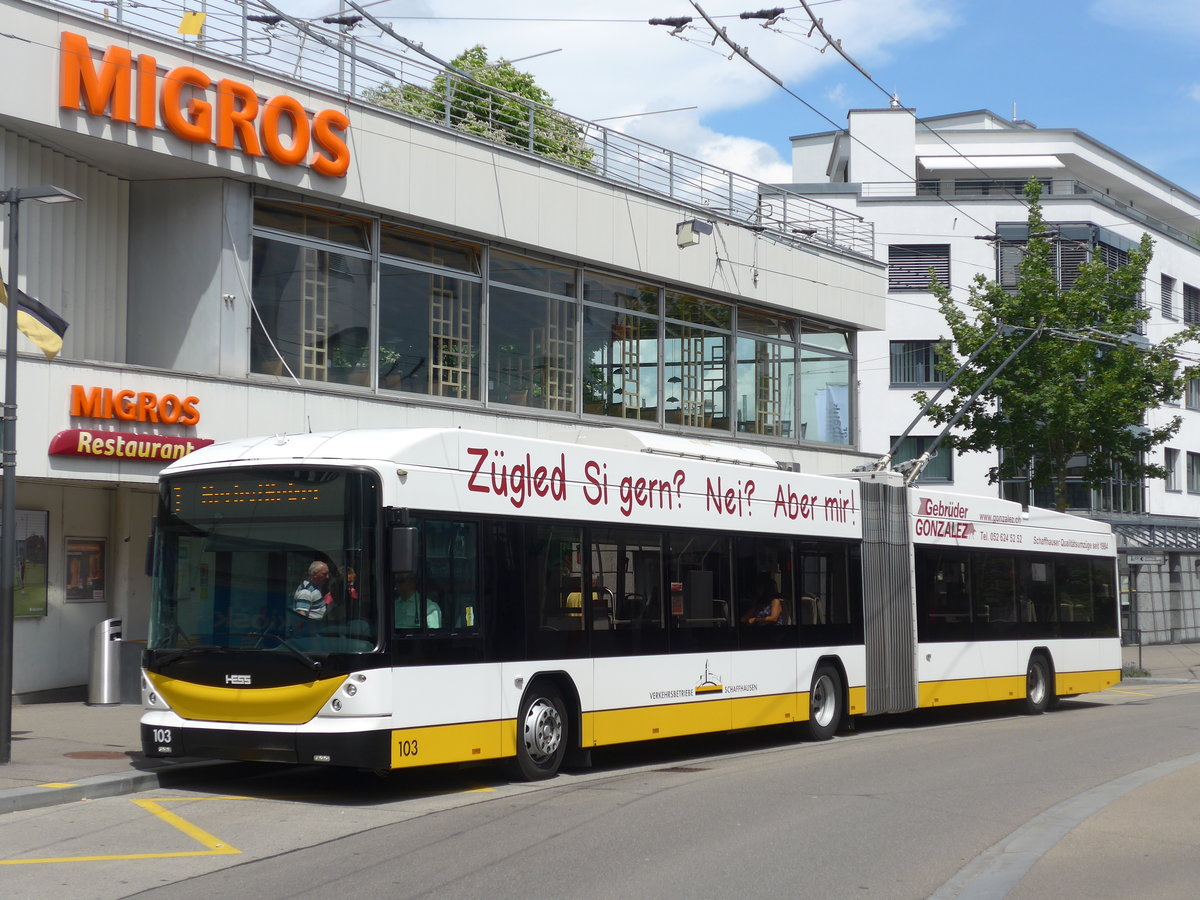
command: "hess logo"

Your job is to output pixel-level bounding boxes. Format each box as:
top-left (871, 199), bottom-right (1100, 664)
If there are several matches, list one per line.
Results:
top-left (225, 674), bottom-right (252, 685)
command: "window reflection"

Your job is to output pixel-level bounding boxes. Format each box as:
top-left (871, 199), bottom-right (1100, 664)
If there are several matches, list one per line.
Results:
top-left (799, 350), bottom-right (851, 444)
top-left (736, 335), bottom-right (795, 437)
top-left (249, 201), bottom-right (859, 446)
top-left (582, 285), bottom-right (659, 421)
top-left (250, 236), bottom-right (371, 385)
top-left (379, 265), bottom-right (482, 398)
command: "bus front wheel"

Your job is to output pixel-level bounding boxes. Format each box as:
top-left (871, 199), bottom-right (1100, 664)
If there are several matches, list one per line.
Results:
top-left (804, 666), bottom-right (843, 741)
top-left (1023, 654), bottom-right (1052, 715)
top-left (511, 684), bottom-right (567, 780)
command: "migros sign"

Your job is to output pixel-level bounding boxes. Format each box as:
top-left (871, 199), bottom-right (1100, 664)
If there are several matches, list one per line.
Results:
top-left (69, 384), bottom-right (200, 426)
top-left (58, 31), bottom-right (351, 178)
top-left (49, 384), bottom-right (212, 462)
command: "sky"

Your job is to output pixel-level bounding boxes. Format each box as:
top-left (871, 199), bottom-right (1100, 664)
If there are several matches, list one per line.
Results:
top-left (279, 0), bottom-right (1200, 195)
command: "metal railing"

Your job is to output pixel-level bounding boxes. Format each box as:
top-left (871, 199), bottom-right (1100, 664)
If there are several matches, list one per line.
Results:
top-left (37, 0), bottom-right (873, 257)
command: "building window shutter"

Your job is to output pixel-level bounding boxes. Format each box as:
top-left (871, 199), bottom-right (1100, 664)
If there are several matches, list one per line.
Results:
top-left (1162, 275), bottom-right (1176, 318)
top-left (888, 245), bottom-right (950, 291)
top-left (1185, 284), bottom-right (1200, 325)
top-left (997, 242), bottom-right (1024, 289)
top-left (1057, 243), bottom-right (1091, 289)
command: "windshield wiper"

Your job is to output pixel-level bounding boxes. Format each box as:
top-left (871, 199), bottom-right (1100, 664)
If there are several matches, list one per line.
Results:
top-left (226, 632), bottom-right (323, 673)
top-left (152, 634), bottom-right (322, 673)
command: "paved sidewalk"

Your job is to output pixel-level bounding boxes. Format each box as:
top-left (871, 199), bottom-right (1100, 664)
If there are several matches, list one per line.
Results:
top-left (1122, 639), bottom-right (1200, 681)
top-left (0, 641), bottom-right (1194, 817)
top-left (0, 701), bottom-right (233, 814)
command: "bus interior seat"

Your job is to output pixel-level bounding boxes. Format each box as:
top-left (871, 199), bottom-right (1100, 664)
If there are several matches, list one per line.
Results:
top-left (800, 595), bottom-right (825, 625)
top-left (617, 593), bottom-right (645, 621)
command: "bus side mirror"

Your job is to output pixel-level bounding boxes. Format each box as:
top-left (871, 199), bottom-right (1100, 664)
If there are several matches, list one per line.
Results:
top-left (391, 526), bottom-right (418, 575)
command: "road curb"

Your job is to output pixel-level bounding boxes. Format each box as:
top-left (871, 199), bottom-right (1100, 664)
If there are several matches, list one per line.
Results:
top-left (0, 760), bottom-right (250, 816)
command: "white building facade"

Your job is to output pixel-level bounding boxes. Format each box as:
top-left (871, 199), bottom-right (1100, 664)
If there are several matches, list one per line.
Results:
top-left (0, 0), bottom-right (884, 697)
top-left (789, 107), bottom-right (1200, 643)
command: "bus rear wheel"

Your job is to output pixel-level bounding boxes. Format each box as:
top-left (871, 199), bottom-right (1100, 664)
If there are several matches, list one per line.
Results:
top-left (511, 684), bottom-right (567, 781)
top-left (804, 666), bottom-right (843, 741)
top-left (1023, 654), bottom-right (1052, 715)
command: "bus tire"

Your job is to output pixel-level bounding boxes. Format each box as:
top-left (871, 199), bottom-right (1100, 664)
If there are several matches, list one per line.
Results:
top-left (511, 683), bottom-right (568, 780)
top-left (804, 665), bottom-right (843, 741)
top-left (1023, 654), bottom-right (1052, 715)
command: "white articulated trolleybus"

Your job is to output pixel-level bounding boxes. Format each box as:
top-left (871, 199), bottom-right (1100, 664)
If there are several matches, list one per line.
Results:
top-left (140, 428), bottom-right (1121, 779)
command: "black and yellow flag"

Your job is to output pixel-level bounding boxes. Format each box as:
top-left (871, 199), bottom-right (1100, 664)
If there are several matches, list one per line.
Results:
top-left (0, 272), bottom-right (69, 360)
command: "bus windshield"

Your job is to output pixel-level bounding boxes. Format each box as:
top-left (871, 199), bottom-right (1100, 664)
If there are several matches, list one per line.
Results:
top-left (148, 467), bottom-right (380, 654)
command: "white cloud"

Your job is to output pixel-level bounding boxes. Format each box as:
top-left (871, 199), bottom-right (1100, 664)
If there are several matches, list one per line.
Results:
top-left (825, 84), bottom-right (851, 108)
top-left (277, 1), bottom-right (956, 180)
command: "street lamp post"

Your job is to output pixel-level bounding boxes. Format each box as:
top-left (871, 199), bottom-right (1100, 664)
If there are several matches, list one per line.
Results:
top-left (0, 185), bottom-right (81, 765)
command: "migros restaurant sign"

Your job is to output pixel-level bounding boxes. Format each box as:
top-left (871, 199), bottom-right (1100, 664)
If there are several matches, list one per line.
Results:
top-left (58, 31), bottom-right (351, 178)
top-left (49, 385), bottom-right (214, 462)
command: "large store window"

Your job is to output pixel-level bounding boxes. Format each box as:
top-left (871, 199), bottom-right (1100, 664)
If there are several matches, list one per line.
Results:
top-left (488, 251), bottom-right (578, 411)
top-left (664, 292), bottom-right (731, 431)
top-left (248, 199), bottom-right (857, 447)
top-left (250, 203), bottom-right (371, 384)
top-left (379, 225), bottom-right (482, 399)
top-left (582, 274), bottom-right (660, 420)
top-left (736, 307), bottom-right (796, 437)
top-left (798, 321), bottom-right (853, 445)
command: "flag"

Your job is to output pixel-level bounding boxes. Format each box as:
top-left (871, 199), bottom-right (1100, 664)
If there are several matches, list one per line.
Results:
top-left (0, 275), bottom-right (69, 360)
top-left (178, 11), bottom-right (207, 36)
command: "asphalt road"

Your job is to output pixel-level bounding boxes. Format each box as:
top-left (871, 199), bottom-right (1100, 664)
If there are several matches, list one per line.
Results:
top-left (4, 682), bottom-right (1199, 899)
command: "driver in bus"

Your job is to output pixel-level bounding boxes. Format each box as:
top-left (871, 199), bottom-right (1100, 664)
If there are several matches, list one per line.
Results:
top-left (293, 560), bottom-right (334, 620)
top-left (394, 571), bottom-right (441, 629)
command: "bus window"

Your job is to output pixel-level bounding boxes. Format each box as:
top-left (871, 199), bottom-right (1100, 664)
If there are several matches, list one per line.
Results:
top-left (1056, 558), bottom-right (1096, 624)
top-left (590, 528), bottom-right (664, 631)
top-left (424, 520), bottom-right (479, 633)
top-left (668, 534), bottom-right (732, 628)
top-left (795, 541), bottom-right (856, 627)
top-left (1091, 558), bottom-right (1119, 635)
top-left (1017, 556), bottom-right (1056, 630)
top-left (531, 525), bottom-right (585, 632)
top-left (393, 518), bottom-right (479, 634)
top-left (973, 554), bottom-right (1016, 630)
top-left (916, 548), bottom-right (972, 640)
top-left (734, 536), bottom-right (793, 626)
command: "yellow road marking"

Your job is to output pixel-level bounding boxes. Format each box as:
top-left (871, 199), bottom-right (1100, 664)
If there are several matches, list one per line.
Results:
top-left (1109, 688), bottom-right (1157, 697)
top-left (0, 797), bottom-right (242, 866)
top-left (37, 782), bottom-right (77, 789)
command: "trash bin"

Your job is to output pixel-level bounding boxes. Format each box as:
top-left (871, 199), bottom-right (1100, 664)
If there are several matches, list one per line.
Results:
top-left (88, 617), bottom-right (122, 706)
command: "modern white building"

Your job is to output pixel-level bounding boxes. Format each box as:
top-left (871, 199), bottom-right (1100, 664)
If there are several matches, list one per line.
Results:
top-left (0, 0), bottom-right (884, 697)
top-left (787, 107), bottom-right (1200, 643)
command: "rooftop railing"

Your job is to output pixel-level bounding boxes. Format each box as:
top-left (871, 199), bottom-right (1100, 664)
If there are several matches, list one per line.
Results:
top-left (37, 0), bottom-right (874, 257)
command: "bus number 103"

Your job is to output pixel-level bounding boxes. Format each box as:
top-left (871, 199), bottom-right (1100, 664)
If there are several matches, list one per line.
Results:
top-left (152, 728), bottom-right (172, 744)
top-left (397, 739), bottom-right (419, 757)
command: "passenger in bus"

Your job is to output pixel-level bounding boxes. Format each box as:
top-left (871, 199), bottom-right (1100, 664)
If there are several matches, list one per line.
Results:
top-left (740, 575), bottom-right (786, 625)
top-left (293, 560), bottom-right (333, 620)
top-left (394, 572), bottom-right (442, 629)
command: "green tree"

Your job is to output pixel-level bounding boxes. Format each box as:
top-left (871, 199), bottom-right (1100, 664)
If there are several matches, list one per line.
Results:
top-left (916, 180), bottom-right (1198, 511)
top-left (364, 45), bottom-right (593, 169)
